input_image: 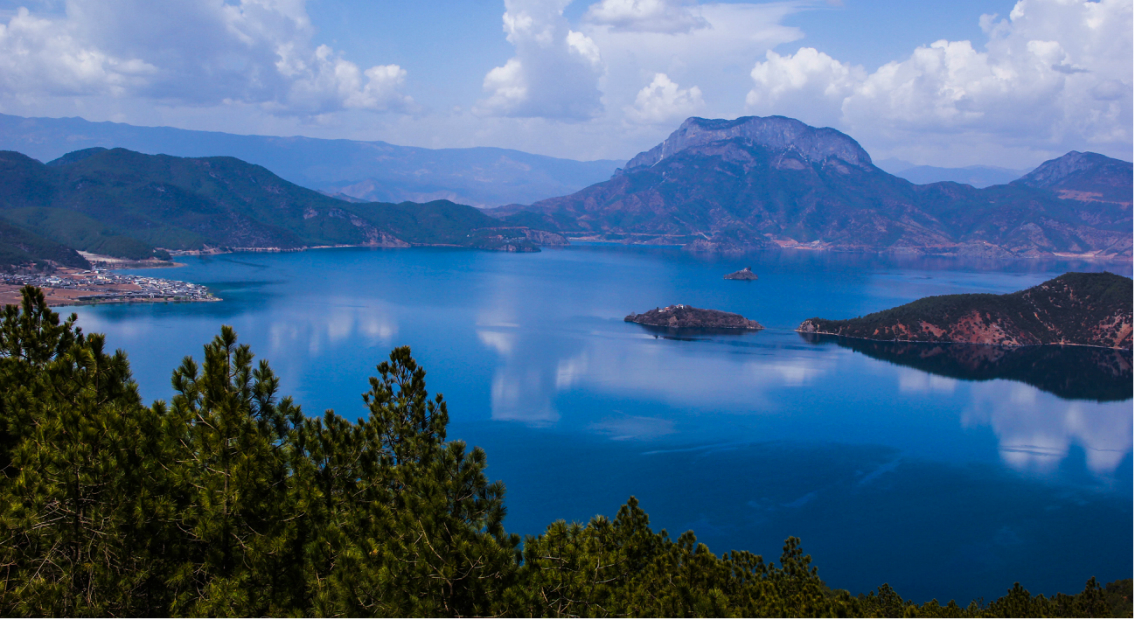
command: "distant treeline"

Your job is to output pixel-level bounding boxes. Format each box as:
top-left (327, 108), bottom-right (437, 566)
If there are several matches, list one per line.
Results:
top-left (0, 286), bottom-right (1128, 617)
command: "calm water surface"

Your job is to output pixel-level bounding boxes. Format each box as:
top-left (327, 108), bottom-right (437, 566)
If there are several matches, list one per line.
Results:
top-left (72, 245), bottom-right (1132, 604)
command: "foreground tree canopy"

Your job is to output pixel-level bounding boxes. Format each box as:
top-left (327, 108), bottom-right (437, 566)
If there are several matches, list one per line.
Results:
top-left (0, 286), bottom-right (1126, 617)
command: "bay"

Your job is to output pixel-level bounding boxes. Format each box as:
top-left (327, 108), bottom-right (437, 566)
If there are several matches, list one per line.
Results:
top-left (71, 245), bottom-right (1132, 605)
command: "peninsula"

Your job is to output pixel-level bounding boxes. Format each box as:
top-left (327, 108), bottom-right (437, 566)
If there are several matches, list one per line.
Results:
top-left (724, 267), bottom-right (759, 280)
top-left (0, 269), bottom-right (218, 306)
top-left (798, 272), bottom-right (1132, 349)
top-left (625, 304), bottom-right (763, 330)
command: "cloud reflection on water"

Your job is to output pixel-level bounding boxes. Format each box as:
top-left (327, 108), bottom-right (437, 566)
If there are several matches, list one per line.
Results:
top-left (267, 300), bottom-right (398, 356)
top-left (590, 415), bottom-right (677, 441)
top-left (898, 369), bottom-right (958, 394)
top-left (963, 382), bottom-right (1132, 476)
top-left (477, 324), bottom-right (833, 431)
top-left (478, 322), bottom-right (1131, 476)
top-left (556, 336), bottom-right (830, 409)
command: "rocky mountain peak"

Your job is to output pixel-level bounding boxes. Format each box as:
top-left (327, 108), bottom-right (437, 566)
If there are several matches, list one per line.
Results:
top-left (1014, 150), bottom-right (1132, 203)
top-left (1016, 151), bottom-right (1132, 189)
top-left (621, 115), bottom-right (873, 173)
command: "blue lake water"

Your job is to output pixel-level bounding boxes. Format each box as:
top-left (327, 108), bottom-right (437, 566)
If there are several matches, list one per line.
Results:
top-left (70, 245), bottom-right (1131, 604)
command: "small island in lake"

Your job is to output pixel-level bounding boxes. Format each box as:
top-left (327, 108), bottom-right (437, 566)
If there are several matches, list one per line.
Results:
top-left (724, 266), bottom-right (759, 281)
top-left (798, 272), bottom-right (1132, 349)
top-left (626, 304), bottom-right (764, 330)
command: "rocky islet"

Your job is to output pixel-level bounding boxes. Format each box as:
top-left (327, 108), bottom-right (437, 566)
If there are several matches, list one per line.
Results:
top-left (625, 304), bottom-right (764, 330)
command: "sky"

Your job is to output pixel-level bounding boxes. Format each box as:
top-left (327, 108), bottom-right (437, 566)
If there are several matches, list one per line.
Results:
top-left (0, 0), bottom-right (1129, 169)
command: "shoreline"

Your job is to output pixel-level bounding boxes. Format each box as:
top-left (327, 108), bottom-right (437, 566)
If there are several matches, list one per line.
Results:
top-left (105, 240), bottom-right (1133, 265)
top-left (797, 330), bottom-right (1132, 352)
top-left (560, 236), bottom-right (1132, 262)
top-left (1, 268), bottom-right (220, 308)
top-left (77, 251), bottom-right (186, 270)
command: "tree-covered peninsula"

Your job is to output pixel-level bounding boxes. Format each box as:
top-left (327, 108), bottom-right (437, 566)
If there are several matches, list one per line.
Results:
top-left (799, 272), bottom-right (1133, 349)
top-left (0, 286), bottom-right (1128, 617)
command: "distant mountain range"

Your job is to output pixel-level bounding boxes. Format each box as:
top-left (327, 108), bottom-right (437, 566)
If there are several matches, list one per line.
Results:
top-left (0, 147), bottom-right (566, 269)
top-left (875, 160), bottom-right (1027, 188)
top-left (0, 113), bottom-right (623, 208)
top-left (2, 114), bottom-right (1130, 269)
top-left (502, 116), bottom-right (1132, 259)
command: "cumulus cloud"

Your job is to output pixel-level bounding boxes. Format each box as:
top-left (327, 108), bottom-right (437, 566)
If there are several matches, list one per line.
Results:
top-left (276, 44), bottom-right (410, 113)
top-left (584, 0), bottom-right (708, 34)
top-left (585, 3), bottom-right (802, 125)
top-left (745, 0), bottom-right (1132, 164)
top-left (746, 48), bottom-right (865, 128)
top-left (0, 0), bottom-right (413, 115)
top-left (477, 0), bottom-right (605, 120)
top-left (0, 7), bottom-right (156, 99)
top-left (626, 73), bottom-right (704, 124)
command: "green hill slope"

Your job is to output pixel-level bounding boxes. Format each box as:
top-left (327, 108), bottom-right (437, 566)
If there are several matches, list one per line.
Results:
top-left (0, 148), bottom-right (564, 266)
top-left (0, 219), bottom-right (90, 269)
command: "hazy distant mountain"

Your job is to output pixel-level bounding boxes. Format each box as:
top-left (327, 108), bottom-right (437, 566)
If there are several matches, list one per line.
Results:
top-left (0, 113), bottom-right (623, 208)
top-left (0, 147), bottom-right (566, 267)
top-left (876, 159), bottom-right (1026, 188)
top-left (1013, 150), bottom-right (1134, 204)
top-left (503, 116), bottom-right (1132, 259)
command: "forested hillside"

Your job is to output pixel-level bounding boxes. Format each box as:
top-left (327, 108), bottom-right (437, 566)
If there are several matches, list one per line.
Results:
top-left (0, 148), bottom-right (565, 268)
top-left (800, 272), bottom-right (1133, 349)
top-left (0, 219), bottom-right (90, 270)
top-left (0, 286), bottom-right (1127, 617)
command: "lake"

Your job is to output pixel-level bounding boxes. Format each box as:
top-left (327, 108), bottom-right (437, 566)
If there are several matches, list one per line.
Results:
top-left (71, 245), bottom-right (1132, 605)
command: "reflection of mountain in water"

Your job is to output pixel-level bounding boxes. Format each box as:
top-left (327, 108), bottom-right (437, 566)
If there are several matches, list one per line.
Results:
top-left (801, 334), bottom-right (1132, 402)
top-left (633, 324), bottom-right (766, 340)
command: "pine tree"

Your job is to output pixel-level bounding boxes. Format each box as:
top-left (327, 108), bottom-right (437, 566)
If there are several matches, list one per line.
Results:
top-left (0, 286), bottom-right (1122, 618)
top-left (298, 347), bottom-right (520, 616)
top-left (161, 325), bottom-right (306, 616)
top-left (0, 286), bottom-right (167, 615)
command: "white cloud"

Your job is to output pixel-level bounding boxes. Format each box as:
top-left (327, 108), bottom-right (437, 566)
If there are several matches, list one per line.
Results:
top-left (478, 0), bottom-right (605, 120)
top-left (626, 73), bottom-right (704, 124)
top-left (567, 30), bottom-right (602, 67)
top-left (0, 0), bottom-right (413, 115)
top-left (0, 7), bottom-right (156, 98)
top-left (481, 58), bottom-right (529, 112)
top-left (746, 47), bottom-right (865, 128)
top-left (745, 0), bottom-right (1133, 165)
top-left (3, 0), bottom-right (1124, 170)
top-left (278, 44), bottom-right (411, 113)
top-left (584, 0), bottom-right (708, 34)
top-left (585, 3), bottom-right (803, 123)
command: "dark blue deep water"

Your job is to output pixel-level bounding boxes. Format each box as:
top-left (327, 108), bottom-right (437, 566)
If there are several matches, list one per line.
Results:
top-left (72, 245), bottom-right (1132, 604)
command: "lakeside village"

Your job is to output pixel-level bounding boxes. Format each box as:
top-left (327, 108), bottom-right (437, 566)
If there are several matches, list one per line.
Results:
top-left (0, 269), bottom-right (219, 306)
